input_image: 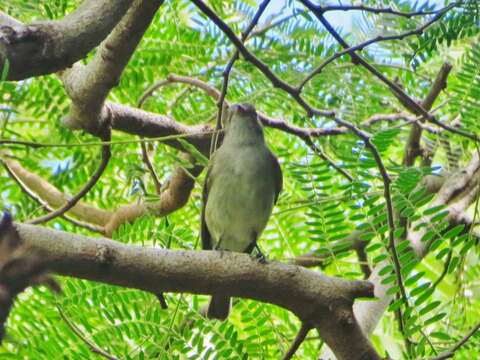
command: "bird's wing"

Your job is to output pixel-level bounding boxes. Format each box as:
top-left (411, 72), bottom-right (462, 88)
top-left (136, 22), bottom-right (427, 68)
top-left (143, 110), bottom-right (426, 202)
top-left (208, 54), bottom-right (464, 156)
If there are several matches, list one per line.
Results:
top-left (201, 154), bottom-right (215, 250)
top-left (269, 150), bottom-right (283, 204)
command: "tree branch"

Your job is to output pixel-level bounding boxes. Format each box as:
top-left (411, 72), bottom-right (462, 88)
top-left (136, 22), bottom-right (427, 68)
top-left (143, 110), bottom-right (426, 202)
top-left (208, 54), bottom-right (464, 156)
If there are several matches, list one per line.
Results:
top-left (352, 155), bottom-right (480, 344)
top-left (27, 128), bottom-right (111, 225)
top-left (1, 149), bottom-right (202, 237)
top-left (104, 154), bottom-right (203, 236)
top-left (282, 323), bottom-right (311, 360)
top-left (320, 3), bottom-right (457, 17)
top-left (403, 62), bottom-right (452, 166)
top-left (0, 213), bottom-right (61, 342)
top-left (299, 0), bottom-right (477, 142)
top-left (1, 156), bottom-right (105, 233)
top-left (0, 156), bottom-right (112, 226)
top-left (297, 3), bottom-right (457, 91)
top-left (0, 0), bottom-right (135, 80)
top-left (212, 0), bottom-right (271, 154)
top-left (190, 0), bottom-right (334, 118)
top-left (429, 321), bottom-right (480, 360)
top-left (58, 306), bottom-right (119, 360)
top-left (62, 0), bottom-right (164, 135)
top-left (137, 84), bottom-right (165, 194)
top-left (14, 222), bottom-right (380, 360)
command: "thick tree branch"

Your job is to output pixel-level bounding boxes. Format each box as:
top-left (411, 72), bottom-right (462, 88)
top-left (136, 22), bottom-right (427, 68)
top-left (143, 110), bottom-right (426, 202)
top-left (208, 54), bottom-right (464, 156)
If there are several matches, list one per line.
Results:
top-left (0, 12), bottom-right (22, 27)
top-left (0, 0), bottom-right (135, 80)
top-left (108, 102), bottom-right (213, 156)
top-left (0, 213), bottom-right (61, 342)
top-left (62, 0), bottom-right (164, 135)
top-left (14, 222), bottom-right (379, 360)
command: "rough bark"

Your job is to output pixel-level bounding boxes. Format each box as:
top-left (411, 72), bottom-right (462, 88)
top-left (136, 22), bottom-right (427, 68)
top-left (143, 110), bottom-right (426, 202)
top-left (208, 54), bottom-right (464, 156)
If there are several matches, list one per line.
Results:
top-left (0, 0), bottom-right (134, 80)
top-left (15, 223), bottom-right (380, 360)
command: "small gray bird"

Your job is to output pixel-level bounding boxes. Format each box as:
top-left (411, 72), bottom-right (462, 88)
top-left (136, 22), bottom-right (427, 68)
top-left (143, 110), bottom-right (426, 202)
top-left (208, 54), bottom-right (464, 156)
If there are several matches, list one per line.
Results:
top-left (201, 103), bottom-right (283, 320)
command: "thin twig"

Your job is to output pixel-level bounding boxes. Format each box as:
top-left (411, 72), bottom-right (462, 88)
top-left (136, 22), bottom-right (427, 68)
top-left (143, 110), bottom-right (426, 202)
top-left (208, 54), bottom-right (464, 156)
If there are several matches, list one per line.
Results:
top-left (282, 323), bottom-right (311, 360)
top-left (190, 0), bottom-right (335, 118)
top-left (137, 89), bottom-right (162, 194)
top-left (432, 250), bottom-right (452, 291)
top-left (321, 3), bottom-right (456, 17)
top-left (429, 321), bottom-right (480, 360)
top-left (57, 306), bottom-right (119, 360)
top-left (26, 128), bottom-right (111, 225)
top-left (249, 10), bottom-right (307, 38)
top-left (335, 114), bottom-right (410, 343)
top-left (299, 0), bottom-right (477, 143)
top-left (302, 137), bottom-right (353, 181)
top-left (297, 3), bottom-right (458, 91)
top-left (211, 0), bottom-right (271, 155)
top-left (0, 130), bottom-right (219, 149)
top-left (140, 141), bottom-right (162, 194)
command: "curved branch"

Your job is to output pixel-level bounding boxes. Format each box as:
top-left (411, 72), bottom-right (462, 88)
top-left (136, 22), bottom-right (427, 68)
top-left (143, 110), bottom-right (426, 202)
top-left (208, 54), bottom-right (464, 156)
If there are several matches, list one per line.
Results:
top-left (0, 157), bottom-right (112, 226)
top-left (58, 307), bottom-right (119, 360)
top-left (27, 129), bottom-right (112, 225)
top-left (152, 74), bottom-right (349, 138)
top-left (1, 157), bottom-right (105, 233)
top-left (15, 222), bottom-right (380, 360)
top-left (1, 149), bottom-right (202, 237)
top-left (104, 154), bottom-right (203, 236)
top-left (0, 0), bottom-right (135, 80)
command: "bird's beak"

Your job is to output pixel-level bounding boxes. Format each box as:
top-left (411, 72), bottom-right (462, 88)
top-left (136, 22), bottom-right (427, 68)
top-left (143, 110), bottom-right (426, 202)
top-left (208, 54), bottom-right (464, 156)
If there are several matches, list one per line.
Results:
top-left (230, 103), bottom-right (256, 116)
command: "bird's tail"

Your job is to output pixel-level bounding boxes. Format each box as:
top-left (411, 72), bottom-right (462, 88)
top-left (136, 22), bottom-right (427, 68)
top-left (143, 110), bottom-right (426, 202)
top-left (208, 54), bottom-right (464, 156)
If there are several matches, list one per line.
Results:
top-left (207, 295), bottom-right (231, 320)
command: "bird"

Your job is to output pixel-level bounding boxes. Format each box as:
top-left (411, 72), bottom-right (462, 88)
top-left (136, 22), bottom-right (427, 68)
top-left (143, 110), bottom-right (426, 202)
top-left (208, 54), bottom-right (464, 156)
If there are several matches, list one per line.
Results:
top-left (201, 103), bottom-right (282, 320)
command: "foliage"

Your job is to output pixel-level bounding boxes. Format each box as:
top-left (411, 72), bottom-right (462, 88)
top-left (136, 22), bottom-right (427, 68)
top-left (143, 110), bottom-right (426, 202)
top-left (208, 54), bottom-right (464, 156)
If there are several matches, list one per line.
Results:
top-left (1, 0), bottom-right (479, 359)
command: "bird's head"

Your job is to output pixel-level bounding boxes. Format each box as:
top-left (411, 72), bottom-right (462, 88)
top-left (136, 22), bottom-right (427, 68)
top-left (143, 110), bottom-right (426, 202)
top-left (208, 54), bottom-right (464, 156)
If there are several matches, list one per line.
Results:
top-left (223, 103), bottom-right (263, 135)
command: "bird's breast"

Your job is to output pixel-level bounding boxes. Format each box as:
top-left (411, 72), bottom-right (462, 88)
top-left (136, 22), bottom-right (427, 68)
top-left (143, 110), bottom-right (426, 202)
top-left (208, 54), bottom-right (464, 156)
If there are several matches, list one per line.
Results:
top-left (205, 145), bottom-right (276, 252)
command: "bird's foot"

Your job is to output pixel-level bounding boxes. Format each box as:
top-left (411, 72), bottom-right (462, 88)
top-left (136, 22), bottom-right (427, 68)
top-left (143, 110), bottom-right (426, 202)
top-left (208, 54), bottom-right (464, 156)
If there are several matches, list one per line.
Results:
top-left (253, 244), bottom-right (267, 264)
top-left (254, 251), bottom-right (267, 264)
top-left (214, 245), bottom-right (225, 258)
